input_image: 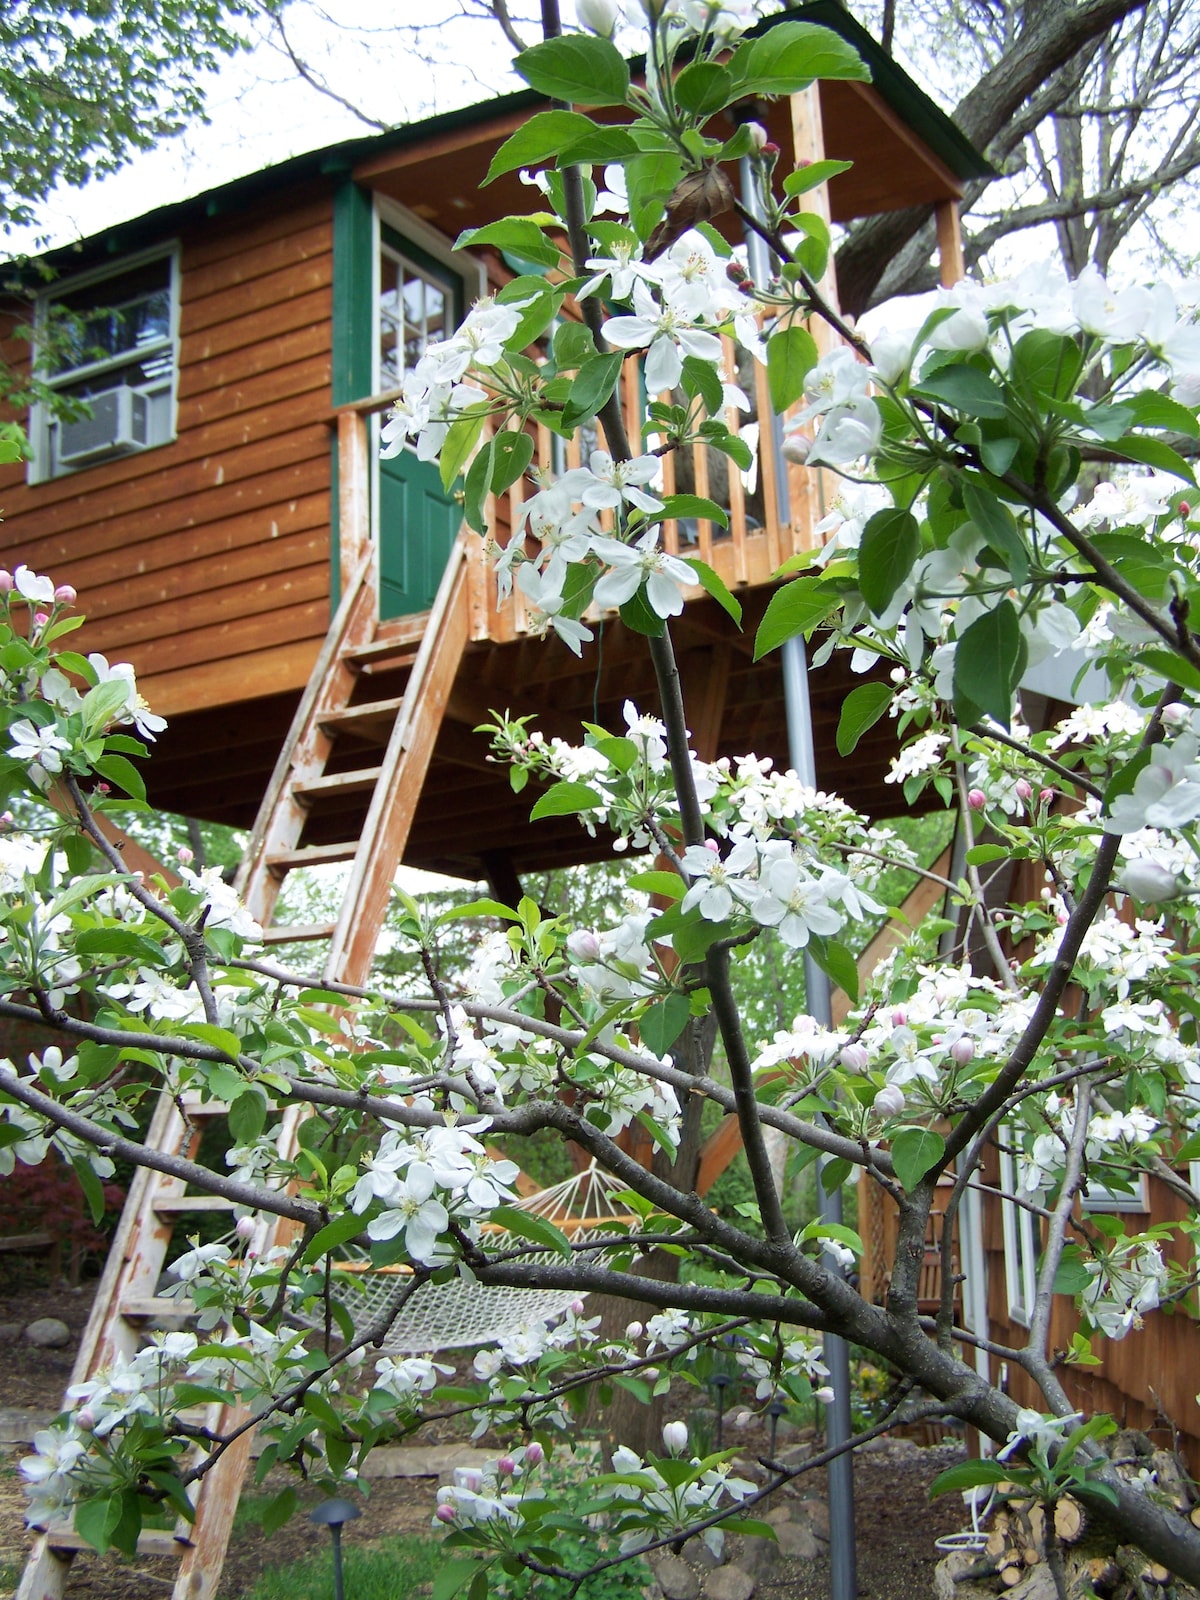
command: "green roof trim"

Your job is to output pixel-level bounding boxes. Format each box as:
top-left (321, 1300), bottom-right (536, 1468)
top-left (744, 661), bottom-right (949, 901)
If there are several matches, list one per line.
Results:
top-left (14, 6), bottom-right (989, 278)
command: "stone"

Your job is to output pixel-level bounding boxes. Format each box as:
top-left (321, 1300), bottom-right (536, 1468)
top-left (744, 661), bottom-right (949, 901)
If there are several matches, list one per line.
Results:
top-left (0, 1408), bottom-right (57, 1446)
top-left (361, 1444), bottom-right (490, 1479)
top-left (703, 1563), bottom-right (755, 1600)
top-left (774, 1522), bottom-right (820, 1561)
top-left (0, 1321), bottom-right (23, 1342)
top-left (933, 1550), bottom-right (979, 1600)
top-left (737, 1536), bottom-right (781, 1583)
top-left (682, 1536), bottom-right (723, 1570)
top-left (653, 1555), bottom-right (701, 1600)
top-left (24, 1317), bottom-right (71, 1349)
top-left (764, 1505), bottom-right (793, 1527)
top-left (795, 1497), bottom-right (830, 1540)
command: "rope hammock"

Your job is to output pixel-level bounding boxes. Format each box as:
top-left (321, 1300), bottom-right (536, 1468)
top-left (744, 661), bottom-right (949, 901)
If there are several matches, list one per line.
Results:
top-left (333, 1163), bottom-right (641, 1355)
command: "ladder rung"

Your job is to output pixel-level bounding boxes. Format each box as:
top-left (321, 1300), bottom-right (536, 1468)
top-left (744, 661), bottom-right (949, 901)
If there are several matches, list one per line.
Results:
top-left (260, 921), bottom-right (337, 944)
top-left (266, 841), bottom-right (360, 875)
top-left (121, 1296), bottom-right (196, 1321)
top-left (153, 1195), bottom-right (239, 1214)
top-left (293, 766), bottom-right (382, 801)
top-left (317, 696), bottom-right (404, 738)
top-left (343, 636), bottom-right (422, 672)
top-left (45, 1526), bottom-right (192, 1555)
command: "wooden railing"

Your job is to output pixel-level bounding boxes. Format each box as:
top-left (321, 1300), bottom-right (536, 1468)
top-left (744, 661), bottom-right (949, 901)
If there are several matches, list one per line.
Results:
top-left (331, 337), bottom-right (836, 646)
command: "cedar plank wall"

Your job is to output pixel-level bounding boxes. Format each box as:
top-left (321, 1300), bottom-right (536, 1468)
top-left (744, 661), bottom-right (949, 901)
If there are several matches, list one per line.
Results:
top-left (0, 185), bottom-right (335, 720)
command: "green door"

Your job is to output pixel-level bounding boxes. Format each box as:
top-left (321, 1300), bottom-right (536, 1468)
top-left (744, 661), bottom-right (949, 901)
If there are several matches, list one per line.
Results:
top-left (376, 226), bottom-right (466, 618)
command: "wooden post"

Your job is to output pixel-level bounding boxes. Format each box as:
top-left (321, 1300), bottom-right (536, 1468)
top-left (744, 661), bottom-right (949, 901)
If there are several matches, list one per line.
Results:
top-left (936, 199), bottom-right (965, 287)
top-left (787, 84), bottom-right (840, 557)
top-left (337, 407), bottom-right (370, 600)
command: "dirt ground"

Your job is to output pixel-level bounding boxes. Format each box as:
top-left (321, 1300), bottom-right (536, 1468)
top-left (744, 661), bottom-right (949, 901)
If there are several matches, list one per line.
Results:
top-left (1, 1281), bottom-right (970, 1599)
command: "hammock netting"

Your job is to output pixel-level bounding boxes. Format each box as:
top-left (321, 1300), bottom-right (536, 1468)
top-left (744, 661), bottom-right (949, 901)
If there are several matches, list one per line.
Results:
top-left (333, 1164), bottom-right (640, 1355)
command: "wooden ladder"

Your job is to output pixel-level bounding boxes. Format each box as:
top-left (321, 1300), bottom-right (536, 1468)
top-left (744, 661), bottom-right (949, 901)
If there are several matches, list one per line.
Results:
top-left (237, 530), bottom-right (472, 985)
top-left (18, 539), bottom-right (472, 1598)
top-left (17, 1095), bottom-right (303, 1600)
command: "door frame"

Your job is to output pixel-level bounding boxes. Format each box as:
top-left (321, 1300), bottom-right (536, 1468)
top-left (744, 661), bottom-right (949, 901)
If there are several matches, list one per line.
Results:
top-left (369, 195), bottom-right (487, 583)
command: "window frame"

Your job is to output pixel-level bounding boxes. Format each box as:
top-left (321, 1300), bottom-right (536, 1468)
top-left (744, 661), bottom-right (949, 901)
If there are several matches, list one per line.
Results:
top-left (29, 242), bottom-right (181, 484)
top-left (998, 1137), bottom-right (1041, 1329)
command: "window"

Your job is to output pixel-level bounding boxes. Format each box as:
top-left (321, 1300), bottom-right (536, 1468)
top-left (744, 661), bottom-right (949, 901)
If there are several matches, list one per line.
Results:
top-left (377, 232), bottom-right (459, 393)
top-left (32, 248), bottom-right (178, 480)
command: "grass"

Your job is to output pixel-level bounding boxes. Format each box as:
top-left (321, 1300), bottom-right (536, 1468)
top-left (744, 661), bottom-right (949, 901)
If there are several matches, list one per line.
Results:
top-left (233, 1530), bottom-right (444, 1600)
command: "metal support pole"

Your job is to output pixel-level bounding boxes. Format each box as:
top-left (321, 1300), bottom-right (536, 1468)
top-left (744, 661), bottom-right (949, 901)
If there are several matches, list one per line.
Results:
top-left (741, 146), bottom-right (858, 1600)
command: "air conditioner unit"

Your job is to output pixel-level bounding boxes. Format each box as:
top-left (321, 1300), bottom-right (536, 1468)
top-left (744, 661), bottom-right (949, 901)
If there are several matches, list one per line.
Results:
top-left (57, 387), bottom-right (150, 467)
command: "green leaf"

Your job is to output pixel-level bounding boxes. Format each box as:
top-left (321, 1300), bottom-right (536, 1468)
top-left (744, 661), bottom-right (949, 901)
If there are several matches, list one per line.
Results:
top-left (484, 110), bottom-right (599, 183)
top-left (227, 1089), bottom-right (267, 1145)
top-left (913, 365), bottom-right (1009, 420)
top-left (72, 1155), bottom-right (106, 1227)
top-left (496, 276), bottom-right (562, 351)
top-left (858, 507), bottom-right (920, 616)
top-left (435, 897), bottom-right (519, 925)
top-left (836, 682), bottom-right (892, 757)
top-left (681, 353), bottom-right (725, 416)
top-left (1092, 533), bottom-right (1172, 603)
top-left (1112, 432), bottom-right (1197, 484)
top-left (489, 1204), bottom-right (571, 1258)
top-left (463, 435), bottom-right (495, 535)
top-left (1124, 389), bottom-right (1200, 436)
top-left (963, 482), bottom-right (1028, 582)
top-left (562, 351), bottom-right (623, 432)
top-left (78, 678), bottom-right (135, 739)
top-left (179, 1022), bottom-right (244, 1062)
top-left (754, 575), bottom-right (838, 658)
top-left (433, 1557), bottom-right (486, 1600)
top-left (820, 1156), bottom-right (852, 1194)
top-left (302, 1210), bottom-right (367, 1266)
top-left (654, 493), bottom-right (729, 529)
top-left (808, 936), bottom-right (858, 1003)
top-left (439, 406), bottom-right (488, 491)
top-left (75, 1492), bottom-right (123, 1554)
top-left (455, 218), bottom-right (562, 271)
top-left (559, 127), bottom-right (641, 166)
top-left (261, 1486), bottom-right (298, 1535)
top-left (953, 599), bottom-right (1020, 727)
top-left (530, 781), bottom-right (604, 821)
top-left (674, 61), bottom-right (733, 115)
top-left (640, 993), bottom-right (691, 1055)
top-left (767, 324), bottom-right (818, 414)
top-left (728, 21), bottom-right (869, 97)
top-left (619, 585), bottom-right (666, 637)
top-left (1053, 1245), bottom-right (1091, 1296)
top-left (514, 35), bottom-right (630, 105)
top-left (890, 1127), bottom-right (946, 1192)
top-left (1010, 329), bottom-right (1084, 402)
top-left (965, 844), bottom-right (1010, 865)
top-left (978, 434), bottom-right (1020, 476)
top-left (627, 870), bottom-right (685, 899)
top-left (929, 1459), bottom-right (1020, 1499)
top-left (93, 753), bottom-right (146, 803)
top-left (493, 430), bottom-right (535, 497)
top-left (783, 159), bottom-right (853, 196)
top-left (553, 320), bottom-right (597, 371)
top-left (1136, 647), bottom-right (1200, 693)
top-left (683, 558), bottom-right (742, 625)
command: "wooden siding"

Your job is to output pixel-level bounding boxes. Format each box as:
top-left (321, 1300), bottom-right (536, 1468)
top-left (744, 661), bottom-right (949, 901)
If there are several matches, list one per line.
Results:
top-left (0, 186), bottom-right (335, 718)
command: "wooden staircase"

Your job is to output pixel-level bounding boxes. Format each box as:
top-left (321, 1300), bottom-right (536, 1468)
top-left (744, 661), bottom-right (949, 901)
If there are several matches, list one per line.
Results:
top-left (17, 540), bottom-right (472, 1598)
top-left (237, 530), bottom-right (472, 985)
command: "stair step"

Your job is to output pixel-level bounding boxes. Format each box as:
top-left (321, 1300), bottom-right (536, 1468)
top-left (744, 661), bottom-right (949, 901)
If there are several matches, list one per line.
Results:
top-left (45, 1525), bottom-right (192, 1556)
top-left (120, 1296), bottom-right (197, 1322)
top-left (260, 921), bottom-right (337, 944)
top-left (153, 1195), bottom-right (239, 1215)
top-left (343, 635), bottom-right (422, 673)
top-left (265, 841), bottom-right (360, 875)
top-left (317, 696), bottom-right (404, 740)
top-left (292, 766), bottom-right (382, 802)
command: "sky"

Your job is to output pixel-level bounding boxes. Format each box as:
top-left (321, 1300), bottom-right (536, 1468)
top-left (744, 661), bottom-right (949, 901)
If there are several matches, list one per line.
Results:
top-left (3, 2), bottom-right (594, 259)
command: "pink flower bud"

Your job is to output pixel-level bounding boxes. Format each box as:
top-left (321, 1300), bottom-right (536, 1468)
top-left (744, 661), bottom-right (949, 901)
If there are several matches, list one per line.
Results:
top-left (235, 1216), bottom-right (257, 1241)
top-left (704, 838), bottom-right (720, 854)
top-left (762, 141), bottom-right (781, 157)
top-left (1015, 779), bottom-right (1032, 801)
top-left (1161, 702), bottom-right (1189, 729)
top-left (33, 610), bottom-right (49, 627)
top-left (1039, 788), bottom-right (1055, 805)
top-left (0, 570), bottom-right (12, 592)
top-left (745, 121), bottom-right (768, 152)
top-left (178, 846), bottom-right (195, 865)
top-left (54, 585), bottom-right (76, 606)
top-left (496, 1455), bottom-right (516, 1478)
top-left (524, 1441), bottom-right (544, 1467)
top-left (436, 1504), bottom-right (457, 1523)
top-left (625, 1321), bottom-right (644, 1339)
top-left (839, 1043), bottom-right (869, 1073)
top-left (662, 1420), bottom-right (689, 1455)
top-left (950, 1037), bottom-right (975, 1066)
top-left (814, 1386), bottom-right (836, 1405)
top-left (96, 783), bottom-right (111, 795)
top-left (781, 432), bottom-right (812, 465)
top-left (967, 788), bottom-right (987, 811)
top-left (1179, 500), bottom-right (1191, 517)
top-left (76, 1407), bottom-right (96, 1430)
top-left (734, 1409), bottom-right (753, 1430)
top-left (567, 929), bottom-right (601, 962)
top-left (873, 1083), bottom-right (906, 1117)
top-left (891, 1007), bottom-right (906, 1027)
top-left (726, 259), bottom-right (749, 284)
top-left (570, 1299), bottom-right (585, 1316)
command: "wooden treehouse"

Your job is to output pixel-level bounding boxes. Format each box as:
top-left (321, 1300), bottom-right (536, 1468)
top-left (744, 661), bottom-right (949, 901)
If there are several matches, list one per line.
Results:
top-left (0, 1), bottom-right (986, 940)
top-left (0, 14), bottom-right (991, 1595)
